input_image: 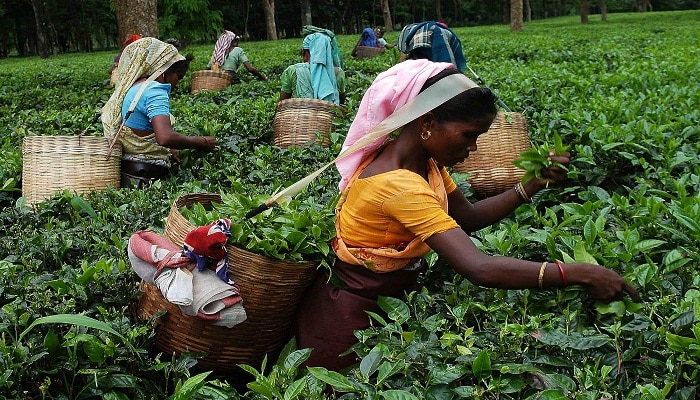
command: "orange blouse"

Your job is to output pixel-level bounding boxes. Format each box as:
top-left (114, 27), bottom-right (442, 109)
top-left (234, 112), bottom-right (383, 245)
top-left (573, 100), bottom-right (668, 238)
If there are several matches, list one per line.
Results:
top-left (333, 156), bottom-right (459, 272)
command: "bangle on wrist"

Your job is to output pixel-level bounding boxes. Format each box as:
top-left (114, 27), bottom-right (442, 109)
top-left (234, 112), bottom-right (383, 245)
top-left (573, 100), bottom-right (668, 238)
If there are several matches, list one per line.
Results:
top-left (555, 259), bottom-right (567, 286)
top-left (538, 261), bottom-right (548, 289)
top-left (514, 182), bottom-right (532, 203)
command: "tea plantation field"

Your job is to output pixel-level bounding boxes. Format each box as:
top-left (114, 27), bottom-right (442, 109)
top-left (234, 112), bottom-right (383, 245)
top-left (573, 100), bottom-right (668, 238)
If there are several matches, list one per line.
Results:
top-left (0, 10), bottom-right (698, 399)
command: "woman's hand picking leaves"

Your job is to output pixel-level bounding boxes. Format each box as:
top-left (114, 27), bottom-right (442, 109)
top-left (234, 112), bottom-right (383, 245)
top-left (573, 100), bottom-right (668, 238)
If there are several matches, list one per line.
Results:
top-left (513, 132), bottom-right (570, 186)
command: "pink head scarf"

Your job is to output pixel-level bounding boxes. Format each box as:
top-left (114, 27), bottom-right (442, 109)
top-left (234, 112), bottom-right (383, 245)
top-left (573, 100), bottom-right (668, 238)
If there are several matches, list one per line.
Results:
top-left (336, 59), bottom-right (455, 190)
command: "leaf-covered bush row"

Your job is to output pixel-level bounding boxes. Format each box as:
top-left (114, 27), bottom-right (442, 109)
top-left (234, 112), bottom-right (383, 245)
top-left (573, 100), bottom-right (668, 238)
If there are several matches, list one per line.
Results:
top-left (0, 11), bottom-right (698, 399)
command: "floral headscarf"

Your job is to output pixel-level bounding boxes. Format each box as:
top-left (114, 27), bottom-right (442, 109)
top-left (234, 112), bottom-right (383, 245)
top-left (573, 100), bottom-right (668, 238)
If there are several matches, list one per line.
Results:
top-left (101, 37), bottom-right (184, 139)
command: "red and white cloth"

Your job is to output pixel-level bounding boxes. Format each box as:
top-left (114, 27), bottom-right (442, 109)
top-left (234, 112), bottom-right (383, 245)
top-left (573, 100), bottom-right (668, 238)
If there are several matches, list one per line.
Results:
top-left (183, 218), bottom-right (233, 284)
top-left (128, 229), bottom-right (246, 328)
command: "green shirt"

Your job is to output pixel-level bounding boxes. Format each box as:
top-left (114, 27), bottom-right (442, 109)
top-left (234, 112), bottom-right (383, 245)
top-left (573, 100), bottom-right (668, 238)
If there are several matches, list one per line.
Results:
top-left (218, 47), bottom-right (249, 72)
top-left (280, 62), bottom-right (346, 99)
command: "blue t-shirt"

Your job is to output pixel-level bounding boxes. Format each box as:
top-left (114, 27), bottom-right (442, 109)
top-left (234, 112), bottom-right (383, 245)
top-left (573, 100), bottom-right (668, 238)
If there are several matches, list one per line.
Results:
top-left (122, 82), bottom-right (172, 132)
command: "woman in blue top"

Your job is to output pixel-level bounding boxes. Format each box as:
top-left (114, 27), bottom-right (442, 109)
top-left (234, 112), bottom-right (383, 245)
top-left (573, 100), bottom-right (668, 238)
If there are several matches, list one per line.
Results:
top-left (101, 37), bottom-right (216, 188)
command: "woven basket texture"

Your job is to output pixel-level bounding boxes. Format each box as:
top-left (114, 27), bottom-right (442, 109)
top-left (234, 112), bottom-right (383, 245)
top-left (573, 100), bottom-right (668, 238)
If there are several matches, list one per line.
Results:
top-left (191, 70), bottom-right (232, 94)
top-left (21, 136), bottom-right (121, 205)
top-left (137, 192), bottom-right (318, 372)
top-left (452, 112), bottom-right (531, 197)
top-left (355, 46), bottom-right (385, 59)
top-left (272, 98), bottom-right (336, 148)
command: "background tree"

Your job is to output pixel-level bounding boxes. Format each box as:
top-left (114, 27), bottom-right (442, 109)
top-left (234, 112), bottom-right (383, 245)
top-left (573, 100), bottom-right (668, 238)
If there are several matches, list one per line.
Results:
top-left (511, 0), bottom-right (524, 31)
top-left (301, 0), bottom-right (312, 26)
top-left (159, 0), bottom-right (223, 45)
top-left (25, 0), bottom-right (57, 58)
top-left (580, 0), bottom-right (589, 23)
top-left (113, 0), bottom-right (158, 44)
top-left (0, 0), bottom-right (697, 57)
top-left (260, 0), bottom-right (278, 39)
top-left (381, 0), bottom-right (393, 32)
top-left (600, 0), bottom-right (607, 20)
top-left (436, 0), bottom-right (443, 23)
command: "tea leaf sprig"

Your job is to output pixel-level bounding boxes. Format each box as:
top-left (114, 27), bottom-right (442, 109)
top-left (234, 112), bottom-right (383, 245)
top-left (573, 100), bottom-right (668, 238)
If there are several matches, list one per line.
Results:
top-left (180, 180), bottom-right (337, 269)
top-left (512, 132), bottom-right (570, 183)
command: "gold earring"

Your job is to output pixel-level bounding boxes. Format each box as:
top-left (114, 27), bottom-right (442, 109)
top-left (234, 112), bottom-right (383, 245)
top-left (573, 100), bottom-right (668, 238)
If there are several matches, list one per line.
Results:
top-left (421, 130), bottom-right (431, 140)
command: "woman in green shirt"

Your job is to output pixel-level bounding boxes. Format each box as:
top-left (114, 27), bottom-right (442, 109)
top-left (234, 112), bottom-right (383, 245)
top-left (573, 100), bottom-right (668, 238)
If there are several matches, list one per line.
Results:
top-left (279, 33), bottom-right (346, 105)
top-left (208, 32), bottom-right (266, 83)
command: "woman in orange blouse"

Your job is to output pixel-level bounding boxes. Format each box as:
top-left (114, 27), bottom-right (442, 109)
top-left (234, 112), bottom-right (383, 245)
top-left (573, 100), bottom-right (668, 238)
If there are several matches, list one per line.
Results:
top-left (294, 59), bottom-right (640, 372)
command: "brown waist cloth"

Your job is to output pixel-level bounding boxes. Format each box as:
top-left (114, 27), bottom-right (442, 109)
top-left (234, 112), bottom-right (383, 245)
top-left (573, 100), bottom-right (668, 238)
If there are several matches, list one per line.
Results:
top-left (294, 258), bottom-right (423, 372)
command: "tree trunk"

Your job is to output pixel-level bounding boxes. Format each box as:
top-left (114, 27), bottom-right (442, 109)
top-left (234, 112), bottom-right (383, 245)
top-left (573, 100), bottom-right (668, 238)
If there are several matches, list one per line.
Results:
top-left (300, 0), bottom-right (312, 27)
top-left (381, 0), bottom-right (393, 32)
top-left (637, 0), bottom-right (652, 12)
top-left (26, 0), bottom-right (57, 58)
top-left (435, 0), bottom-right (442, 23)
top-left (600, 0), bottom-right (607, 21)
top-left (580, 0), bottom-right (589, 24)
top-left (113, 0), bottom-right (158, 44)
top-left (525, 0), bottom-right (531, 22)
top-left (510, 0), bottom-right (523, 32)
top-left (260, 0), bottom-right (278, 40)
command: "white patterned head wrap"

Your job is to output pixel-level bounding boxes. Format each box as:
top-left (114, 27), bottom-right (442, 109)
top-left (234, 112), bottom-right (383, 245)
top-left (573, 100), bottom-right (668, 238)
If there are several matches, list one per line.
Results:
top-left (210, 30), bottom-right (237, 66)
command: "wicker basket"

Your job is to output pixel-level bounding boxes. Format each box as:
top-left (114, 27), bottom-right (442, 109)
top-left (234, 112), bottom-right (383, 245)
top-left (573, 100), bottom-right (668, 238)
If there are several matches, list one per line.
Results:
top-left (21, 136), bottom-right (121, 205)
top-left (272, 98), bottom-right (337, 148)
top-left (452, 112), bottom-right (531, 197)
top-left (354, 46), bottom-right (385, 59)
top-left (137, 192), bottom-right (318, 372)
top-left (191, 70), bottom-right (232, 94)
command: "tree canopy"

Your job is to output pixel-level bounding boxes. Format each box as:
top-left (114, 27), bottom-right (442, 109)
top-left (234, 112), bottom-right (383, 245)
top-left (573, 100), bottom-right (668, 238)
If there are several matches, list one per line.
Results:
top-left (0, 0), bottom-right (696, 57)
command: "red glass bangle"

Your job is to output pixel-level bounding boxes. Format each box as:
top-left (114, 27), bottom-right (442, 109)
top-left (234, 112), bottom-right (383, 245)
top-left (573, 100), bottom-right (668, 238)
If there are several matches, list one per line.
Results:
top-left (555, 259), bottom-right (567, 286)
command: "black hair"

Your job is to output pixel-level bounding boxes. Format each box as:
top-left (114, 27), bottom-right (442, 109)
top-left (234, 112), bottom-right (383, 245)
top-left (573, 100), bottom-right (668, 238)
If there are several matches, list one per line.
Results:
top-left (420, 68), bottom-right (498, 123)
top-left (168, 53), bottom-right (194, 74)
top-left (166, 38), bottom-right (182, 49)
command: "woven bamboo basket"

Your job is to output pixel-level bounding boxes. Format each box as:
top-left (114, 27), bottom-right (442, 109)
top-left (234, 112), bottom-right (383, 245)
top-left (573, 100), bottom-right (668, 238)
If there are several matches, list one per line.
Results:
top-left (21, 136), bottom-right (121, 205)
top-left (272, 98), bottom-right (336, 148)
top-left (452, 112), bottom-right (531, 197)
top-left (354, 46), bottom-right (385, 59)
top-left (191, 70), bottom-right (232, 94)
top-left (137, 192), bottom-right (318, 372)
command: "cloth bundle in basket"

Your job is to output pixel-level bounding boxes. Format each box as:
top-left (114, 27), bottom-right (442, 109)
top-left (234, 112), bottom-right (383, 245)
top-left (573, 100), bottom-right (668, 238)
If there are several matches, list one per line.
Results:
top-left (272, 98), bottom-right (337, 148)
top-left (191, 70), bottom-right (233, 94)
top-left (452, 112), bottom-right (531, 197)
top-left (354, 46), bottom-right (385, 59)
top-left (21, 136), bottom-right (121, 205)
top-left (136, 193), bottom-right (318, 372)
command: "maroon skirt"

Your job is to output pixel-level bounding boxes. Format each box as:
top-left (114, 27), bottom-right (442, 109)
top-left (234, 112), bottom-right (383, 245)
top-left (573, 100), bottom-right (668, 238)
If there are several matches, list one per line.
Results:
top-left (294, 259), bottom-right (422, 371)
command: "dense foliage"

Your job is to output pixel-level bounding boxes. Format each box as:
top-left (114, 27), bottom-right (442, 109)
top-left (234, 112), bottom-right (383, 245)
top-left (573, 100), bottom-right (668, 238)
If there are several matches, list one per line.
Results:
top-left (1, 0), bottom-right (698, 57)
top-left (0, 11), bottom-right (698, 399)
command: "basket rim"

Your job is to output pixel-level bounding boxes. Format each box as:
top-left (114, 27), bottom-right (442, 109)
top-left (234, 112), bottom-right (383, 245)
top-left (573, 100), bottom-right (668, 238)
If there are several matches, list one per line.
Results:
top-left (169, 192), bottom-right (318, 268)
top-left (192, 69), bottom-right (233, 79)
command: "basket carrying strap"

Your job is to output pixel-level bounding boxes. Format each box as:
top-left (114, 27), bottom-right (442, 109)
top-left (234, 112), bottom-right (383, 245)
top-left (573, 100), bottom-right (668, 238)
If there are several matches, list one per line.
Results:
top-left (105, 61), bottom-right (176, 160)
top-left (246, 73), bottom-right (477, 218)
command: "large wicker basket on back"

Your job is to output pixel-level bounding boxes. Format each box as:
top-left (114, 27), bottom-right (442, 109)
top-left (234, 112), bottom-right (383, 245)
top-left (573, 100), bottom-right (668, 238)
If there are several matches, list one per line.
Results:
top-left (137, 192), bottom-right (318, 373)
top-left (354, 46), bottom-right (385, 59)
top-left (272, 98), bottom-right (337, 148)
top-left (452, 112), bottom-right (531, 197)
top-left (21, 136), bottom-right (121, 205)
top-left (191, 70), bottom-right (232, 94)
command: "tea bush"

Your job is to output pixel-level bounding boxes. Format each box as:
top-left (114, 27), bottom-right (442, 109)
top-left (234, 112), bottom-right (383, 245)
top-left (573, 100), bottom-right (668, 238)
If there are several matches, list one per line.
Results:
top-left (0, 10), bottom-right (698, 399)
